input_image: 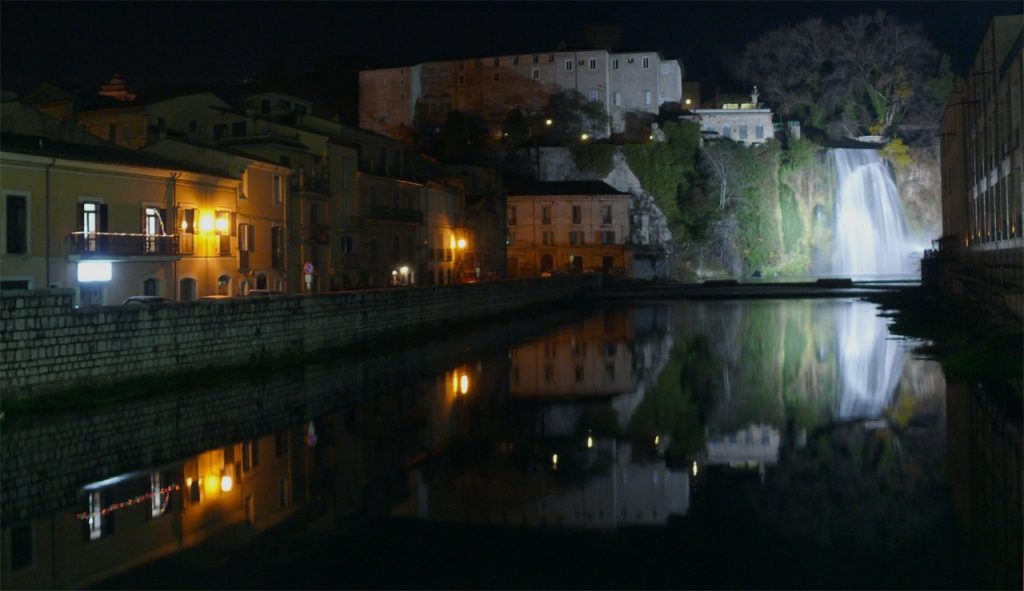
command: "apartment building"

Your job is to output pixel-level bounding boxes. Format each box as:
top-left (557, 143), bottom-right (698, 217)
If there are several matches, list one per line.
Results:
top-left (690, 87), bottom-right (775, 145)
top-left (360, 49), bottom-right (683, 140)
top-left (1, 130), bottom-right (246, 305)
top-left (506, 180), bottom-right (632, 278)
top-left (933, 15), bottom-right (1023, 318)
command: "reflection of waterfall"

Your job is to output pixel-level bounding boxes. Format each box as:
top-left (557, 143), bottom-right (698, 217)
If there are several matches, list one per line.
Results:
top-left (835, 301), bottom-right (905, 418)
top-left (831, 149), bottom-right (914, 276)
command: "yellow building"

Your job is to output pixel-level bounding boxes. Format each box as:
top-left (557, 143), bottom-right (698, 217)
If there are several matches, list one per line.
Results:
top-left (0, 131), bottom-right (250, 304)
top-left (506, 180), bottom-right (632, 277)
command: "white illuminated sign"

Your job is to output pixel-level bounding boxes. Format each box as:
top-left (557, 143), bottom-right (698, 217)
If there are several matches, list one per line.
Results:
top-left (78, 261), bottom-right (113, 282)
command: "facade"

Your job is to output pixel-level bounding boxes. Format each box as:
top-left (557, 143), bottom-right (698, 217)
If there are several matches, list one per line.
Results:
top-left (690, 88), bottom-right (774, 145)
top-left (506, 180), bottom-right (632, 278)
top-left (359, 49), bottom-right (683, 140)
top-left (932, 15), bottom-right (1023, 319)
top-left (0, 130), bottom-right (252, 305)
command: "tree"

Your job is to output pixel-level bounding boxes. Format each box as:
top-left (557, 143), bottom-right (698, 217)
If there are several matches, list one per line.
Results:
top-left (739, 11), bottom-right (950, 143)
top-left (437, 111), bottom-right (490, 164)
top-left (539, 90), bottom-right (607, 145)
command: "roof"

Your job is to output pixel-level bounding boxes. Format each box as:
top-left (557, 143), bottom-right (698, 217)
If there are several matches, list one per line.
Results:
top-left (0, 132), bottom-right (234, 178)
top-left (506, 179), bottom-right (630, 197)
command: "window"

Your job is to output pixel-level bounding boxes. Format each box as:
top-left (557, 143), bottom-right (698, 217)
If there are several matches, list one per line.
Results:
top-left (572, 205), bottom-right (582, 224)
top-left (239, 222), bottom-right (254, 271)
top-left (513, 56), bottom-right (519, 65)
top-left (541, 205), bottom-right (551, 225)
top-left (601, 205), bottom-right (612, 224)
top-left (214, 124), bottom-right (227, 140)
top-left (493, 72), bottom-right (500, 82)
top-left (542, 231), bottom-right (555, 245)
top-left (143, 278), bottom-right (158, 296)
top-left (597, 231), bottom-right (616, 244)
top-left (755, 125), bottom-right (764, 139)
top-left (217, 274), bottom-right (230, 295)
top-left (575, 365), bottom-right (584, 382)
top-left (273, 175), bottom-right (282, 205)
top-left (612, 58), bottom-right (619, 70)
top-left (588, 58), bottom-right (597, 70)
top-left (493, 58), bottom-right (499, 67)
top-left (150, 473), bottom-right (169, 517)
top-left (5, 194), bottom-right (27, 254)
top-left (613, 92), bottom-right (621, 106)
top-left (216, 211), bottom-right (233, 255)
top-left (340, 235), bottom-right (353, 254)
top-left (722, 125), bottom-right (731, 138)
top-left (531, 68), bottom-right (540, 80)
top-left (87, 490), bottom-right (104, 540)
top-left (508, 206), bottom-right (517, 225)
top-left (642, 56), bottom-right (650, 69)
top-left (588, 89), bottom-right (599, 102)
top-left (660, 63), bottom-right (672, 75)
top-left (739, 125), bottom-right (748, 140)
top-left (644, 90), bottom-right (652, 105)
top-left (565, 59), bottom-right (573, 71)
top-left (458, 74), bottom-right (465, 85)
top-left (231, 121), bottom-right (246, 137)
top-left (532, 55), bottom-right (539, 64)
top-left (569, 231), bottom-right (585, 245)
top-left (177, 207), bottom-right (196, 254)
top-left (9, 524), bottom-right (31, 571)
top-left (242, 439), bottom-right (259, 472)
top-left (548, 54), bottom-right (554, 63)
top-left (143, 206), bottom-right (165, 253)
top-left (179, 278), bottom-right (196, 302)
top-left (544, 365), bottom-right (554, 383)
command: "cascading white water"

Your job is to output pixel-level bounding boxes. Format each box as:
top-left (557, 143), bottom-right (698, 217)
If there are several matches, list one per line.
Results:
top-left (831, 149), bottom-right (914, 276)
top-left (834, 301), bottom-right (905, 419)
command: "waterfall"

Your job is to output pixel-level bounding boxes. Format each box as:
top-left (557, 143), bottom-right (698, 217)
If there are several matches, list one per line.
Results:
top-left (831, 149), bottom-right (914, 276)
top-left (834, 301), bottom-right (905, 419)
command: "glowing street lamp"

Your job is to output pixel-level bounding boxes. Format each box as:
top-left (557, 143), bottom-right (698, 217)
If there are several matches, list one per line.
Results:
top-left (545, 118), bottom-right (553, 127)
top-left (456, 238), bottom-right (467, 250)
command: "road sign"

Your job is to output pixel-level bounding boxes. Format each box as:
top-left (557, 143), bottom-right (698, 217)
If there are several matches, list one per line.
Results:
top-left (303, 262), bottom-right (314, 274)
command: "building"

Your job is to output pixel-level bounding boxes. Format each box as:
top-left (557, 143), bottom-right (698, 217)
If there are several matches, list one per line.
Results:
top-left (506, 180), bottom-right (632, 278)
top-left (932, 15), bottom-right (1023, 319)
top-left (690, 87), bottom-right (775, 145)
top-left (360, 49), bottom-right (683, 140)
top-left (0, 130), bottom-right (253, 305)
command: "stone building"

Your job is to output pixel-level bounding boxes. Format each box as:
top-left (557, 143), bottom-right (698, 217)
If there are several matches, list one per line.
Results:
top-left (506, 180), bottom-right (632, 278)
top-left (689, 87), bottom-right (775, 145)
top-left (932, 15), bottom-right (1023, 319)
top-left (359, 49), bottom-right (683, 140)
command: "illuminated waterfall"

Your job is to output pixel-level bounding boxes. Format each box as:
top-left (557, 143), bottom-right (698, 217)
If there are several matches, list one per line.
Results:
top-left (834, 301), bottom-right (905, 419)
top-left (831, 149), bottom-right (914, 276)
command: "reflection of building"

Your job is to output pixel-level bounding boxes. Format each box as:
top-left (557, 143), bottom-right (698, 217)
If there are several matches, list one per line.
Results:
top-left (506, 180), bottom-right (632, 278)
top-left (360, 50), bottom-right (683, 140)
top-left (509, 311), bottom-right (635, 398)
top-left (704, 424), bottom-right (782, 468)
top-left (396, 441), bottom-right (688, 530)
top-left (1, 431), bottom-right (295, 589)
top-left (931, 15), bottom-right (1023, 319)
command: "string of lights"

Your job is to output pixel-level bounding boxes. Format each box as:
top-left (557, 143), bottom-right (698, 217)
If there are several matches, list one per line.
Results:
top-left (73, 484), bottom-right (181, 520)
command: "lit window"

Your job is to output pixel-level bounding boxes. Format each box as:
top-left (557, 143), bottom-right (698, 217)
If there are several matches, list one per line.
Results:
top-left (87, 491), bottom-right (102, 540)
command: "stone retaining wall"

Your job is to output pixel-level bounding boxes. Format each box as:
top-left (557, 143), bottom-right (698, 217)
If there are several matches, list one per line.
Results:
top-left (1, 276), bottom-right (596, 399)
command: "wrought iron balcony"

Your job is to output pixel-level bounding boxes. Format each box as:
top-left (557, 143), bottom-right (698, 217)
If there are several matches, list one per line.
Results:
top-left (68, 232), bottom-right (179, 257)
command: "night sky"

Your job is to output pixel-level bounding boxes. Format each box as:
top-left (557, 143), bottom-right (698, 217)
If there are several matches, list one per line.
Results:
top-left (2, 1), bottom-right (1020, 100)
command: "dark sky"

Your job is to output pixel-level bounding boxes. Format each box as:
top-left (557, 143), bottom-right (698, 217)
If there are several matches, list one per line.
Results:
top-left (2, 1), bottom-right (1020, 97)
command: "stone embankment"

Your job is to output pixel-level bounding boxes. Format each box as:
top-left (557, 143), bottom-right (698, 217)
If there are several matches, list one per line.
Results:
top-left (1, 276), bottom-right (596, 399)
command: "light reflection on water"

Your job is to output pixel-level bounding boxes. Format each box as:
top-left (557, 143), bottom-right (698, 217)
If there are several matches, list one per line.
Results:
top-left (5, 299), bottom-right (1018, 589)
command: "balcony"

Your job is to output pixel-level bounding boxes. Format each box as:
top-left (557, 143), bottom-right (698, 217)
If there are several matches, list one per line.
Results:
top-left (369, 206), bottom-right (423, 224)
top-left (290, 168), bottom-right (330, 196)
top-left (68, 232), bottom-right (179, 259)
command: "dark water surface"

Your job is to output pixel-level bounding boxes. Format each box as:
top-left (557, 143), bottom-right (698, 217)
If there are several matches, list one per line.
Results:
top-left (3, 299), bottom-right (1019, 589)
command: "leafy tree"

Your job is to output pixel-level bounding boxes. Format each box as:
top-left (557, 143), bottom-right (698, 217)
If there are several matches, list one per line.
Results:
top-left (538, 90), bottom-right (608, 145)
top-left (739, 11), bottom-right (951, 143)
top-left (437, 110), bottom-right (490, 164)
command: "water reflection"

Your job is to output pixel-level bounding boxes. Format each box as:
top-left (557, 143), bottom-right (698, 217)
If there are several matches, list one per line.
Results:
top-left (4, 300), bottom-right (1018, 589)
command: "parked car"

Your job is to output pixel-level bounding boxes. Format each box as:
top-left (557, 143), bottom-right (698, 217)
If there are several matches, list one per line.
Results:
top-left (123, 296), bottom-right (174, 305)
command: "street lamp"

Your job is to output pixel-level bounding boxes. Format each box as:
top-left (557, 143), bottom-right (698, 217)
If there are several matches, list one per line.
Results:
top-left (545, 118), bottom-right (553, 127)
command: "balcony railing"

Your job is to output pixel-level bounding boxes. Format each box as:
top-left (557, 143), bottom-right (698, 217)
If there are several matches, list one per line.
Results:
top-left (68, 232), bottom-right (179, 257)
top-left (289, 168), bottom-right (330, 194)
top-left (369, 206), bottom-right (424, 224)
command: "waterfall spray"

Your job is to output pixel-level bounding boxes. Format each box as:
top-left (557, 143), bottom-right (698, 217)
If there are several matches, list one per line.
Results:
top-left (831, 149), bottom-right (914, 276)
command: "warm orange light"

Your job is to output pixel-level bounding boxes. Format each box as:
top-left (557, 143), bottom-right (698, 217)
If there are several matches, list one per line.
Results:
top-left (204, 474), bottom-right (219, 496)
top-left (459, 374), bottom-right (469, 395)
top-left (449, 236), bottom-right (456, 250)
top-left (685, 99), bottom-right (692, 106)
top-left (199, 213), bottom-right (215, 233)
top-left (220, 475), bottom-right (233, 492)
top-left (587, 435), bottom-right (594, 449)
top-left (452, 373), bottom-right (459, 393)
top-left (215, 216), bottom-right (229, 233)
top-left (181, 219), bottom-right (189, 231)
top-left (456, 238), bottom-right (467, 250)
top-left (654, 435), bottom-right (660, 446)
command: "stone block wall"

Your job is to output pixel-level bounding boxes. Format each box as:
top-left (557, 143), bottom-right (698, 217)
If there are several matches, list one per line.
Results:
top-left (1, 276), bottom-right (595, 399)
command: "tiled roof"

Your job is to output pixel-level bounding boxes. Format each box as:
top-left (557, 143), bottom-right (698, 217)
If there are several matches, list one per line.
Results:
top-left (0, 132), bottom-right (234, 178)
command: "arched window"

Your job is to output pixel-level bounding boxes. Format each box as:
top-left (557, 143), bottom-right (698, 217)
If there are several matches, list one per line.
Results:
top-left (256, 273), bottom-right (268, 289)
top-left (217, 275), bottom-right (231, 296)
top-left (540, 254), bottom-right (554, 274)
top-left (179, 278), bottom-right (197, 302)
top-left (143, 278), bottom-right (159, 296)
